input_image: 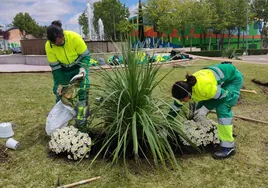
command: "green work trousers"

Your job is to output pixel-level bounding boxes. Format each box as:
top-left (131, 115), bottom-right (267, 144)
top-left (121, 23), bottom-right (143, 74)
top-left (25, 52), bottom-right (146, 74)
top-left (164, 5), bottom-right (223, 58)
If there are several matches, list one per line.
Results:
top-left (198, 68), bottom-right (243, 148)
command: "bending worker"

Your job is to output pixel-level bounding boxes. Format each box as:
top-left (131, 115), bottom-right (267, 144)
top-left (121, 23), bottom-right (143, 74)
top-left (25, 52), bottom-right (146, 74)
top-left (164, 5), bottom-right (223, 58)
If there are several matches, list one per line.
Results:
top-left (169, 63), bottom-right (243, 159)
top-left (45, 20), bottom-right (90, 129)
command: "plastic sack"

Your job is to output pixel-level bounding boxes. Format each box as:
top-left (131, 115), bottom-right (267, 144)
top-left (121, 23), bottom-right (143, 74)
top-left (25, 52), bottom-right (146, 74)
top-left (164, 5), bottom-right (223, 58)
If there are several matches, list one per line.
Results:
top-left (46, 101), bottom-right (76, 136)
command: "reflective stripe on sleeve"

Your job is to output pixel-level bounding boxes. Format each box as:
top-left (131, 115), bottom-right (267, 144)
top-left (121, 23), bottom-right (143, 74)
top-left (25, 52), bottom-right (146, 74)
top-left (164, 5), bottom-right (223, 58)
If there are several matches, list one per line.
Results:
top-left (172, 104), bottom-right (181, 112)
top-left (210, 66), bottom-right (225, 79)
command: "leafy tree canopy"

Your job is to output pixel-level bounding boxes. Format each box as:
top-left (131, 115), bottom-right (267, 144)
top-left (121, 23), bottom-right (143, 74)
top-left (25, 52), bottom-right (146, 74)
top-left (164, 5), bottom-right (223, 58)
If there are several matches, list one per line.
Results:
top-left (78, 12), bottom-right (89, 38)
top-left (93, 0), bottom-right (130, 40)
top-left (12, 12), bottom-right (46, 38)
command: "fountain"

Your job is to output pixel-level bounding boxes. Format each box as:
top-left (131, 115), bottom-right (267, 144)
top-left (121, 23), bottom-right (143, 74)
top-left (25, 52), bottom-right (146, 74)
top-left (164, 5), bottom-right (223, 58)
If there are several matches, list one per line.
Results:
top-left (98, 18), bottom-right (105, 40)
top-left (86, 3), bottom-right (97, 40)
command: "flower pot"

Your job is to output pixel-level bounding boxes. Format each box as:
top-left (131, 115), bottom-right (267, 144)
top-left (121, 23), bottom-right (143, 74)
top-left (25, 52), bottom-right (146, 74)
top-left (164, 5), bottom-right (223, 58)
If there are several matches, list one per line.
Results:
top-left (6, 138), bottom-right (20, 150)
top-left (0, 122), bottom-right (14, 138)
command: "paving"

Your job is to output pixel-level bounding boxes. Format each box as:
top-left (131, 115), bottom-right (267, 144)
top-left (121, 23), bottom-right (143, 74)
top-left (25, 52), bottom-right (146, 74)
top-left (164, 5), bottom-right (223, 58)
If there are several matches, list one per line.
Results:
top-left (0, 54), bottom-right (267, 73)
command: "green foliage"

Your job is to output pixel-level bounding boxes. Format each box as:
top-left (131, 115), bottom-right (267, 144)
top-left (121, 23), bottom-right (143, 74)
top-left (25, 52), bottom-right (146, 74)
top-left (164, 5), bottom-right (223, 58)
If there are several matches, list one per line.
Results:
top-left (247, 48), bottom-right (268, 55)
top-left (90, 44), bottom-right (196, 169)
top-left (187, 50), bottom-right (223, 57)
top-left (222, 47), bottom-right (239, 59)
top-left (0, 29), bottom-right (10, 40)
top-left (78, 12), bottom-right (89, 38)
top-left (93, 0), bottom-right (130, 40)
top-left (251, 0), bottom-right (268, 22)
top-left (117, 20), bottom-right (136, 37)
top-left (12, 12), bottom-right (45, 38)
top-left (0, 49), bottom-right (12, 55)
top-left (143, 0), bottom-right (173, 37)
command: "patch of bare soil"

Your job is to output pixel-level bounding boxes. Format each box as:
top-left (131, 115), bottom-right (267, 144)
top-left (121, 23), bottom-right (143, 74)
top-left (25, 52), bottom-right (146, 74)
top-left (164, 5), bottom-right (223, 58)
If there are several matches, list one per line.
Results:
top-left (0, 144), bottom-right (8, 163)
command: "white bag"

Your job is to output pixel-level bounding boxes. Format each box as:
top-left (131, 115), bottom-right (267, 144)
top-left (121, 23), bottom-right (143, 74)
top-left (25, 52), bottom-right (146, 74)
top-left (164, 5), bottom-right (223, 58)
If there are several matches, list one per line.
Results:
top-left (46, 101), bottom-right (76, 136)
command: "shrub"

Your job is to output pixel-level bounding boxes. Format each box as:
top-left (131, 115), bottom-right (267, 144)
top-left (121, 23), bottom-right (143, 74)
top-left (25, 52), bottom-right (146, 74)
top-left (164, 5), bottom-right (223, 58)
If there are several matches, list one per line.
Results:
top-left (90, 44), bottom-right (196, 169)
top-left (187, 50), bottom-right (222, 57)
top-left (247, 49), bottom-right (268, 55)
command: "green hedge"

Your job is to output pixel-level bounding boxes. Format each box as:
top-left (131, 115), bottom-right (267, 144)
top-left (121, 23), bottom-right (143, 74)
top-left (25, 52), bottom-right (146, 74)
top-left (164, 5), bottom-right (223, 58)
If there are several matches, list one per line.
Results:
top-left (0, 49), bottom-right (12, 55)
top-left (187, 49), bottom-right (268, 57)
top-left (248, 49), bottom-right (268, 55)
top-left (187, 50), bottom-right (222, 57)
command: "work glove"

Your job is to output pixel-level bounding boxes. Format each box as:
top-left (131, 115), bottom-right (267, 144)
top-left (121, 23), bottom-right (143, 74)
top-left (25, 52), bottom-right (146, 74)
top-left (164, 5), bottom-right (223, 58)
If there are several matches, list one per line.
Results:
top-left (193, 105), bottom-right (210, 122)
top-left (70, 68), bottom-right (86, 84)
top-left (56, 85), bottom-right (63, 96)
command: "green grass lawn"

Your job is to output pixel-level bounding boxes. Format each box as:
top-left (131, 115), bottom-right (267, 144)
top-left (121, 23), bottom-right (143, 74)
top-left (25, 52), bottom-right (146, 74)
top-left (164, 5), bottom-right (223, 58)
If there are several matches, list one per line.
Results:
top-left (0, 60), bottom-right (268, 188)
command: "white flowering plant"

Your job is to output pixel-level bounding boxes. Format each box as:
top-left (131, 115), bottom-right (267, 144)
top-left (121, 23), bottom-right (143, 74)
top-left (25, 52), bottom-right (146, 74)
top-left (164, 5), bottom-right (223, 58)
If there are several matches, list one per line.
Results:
top-left (48, 126), bottom-right (92, 160)
top-left (180, 117), bottom-right (220, 147)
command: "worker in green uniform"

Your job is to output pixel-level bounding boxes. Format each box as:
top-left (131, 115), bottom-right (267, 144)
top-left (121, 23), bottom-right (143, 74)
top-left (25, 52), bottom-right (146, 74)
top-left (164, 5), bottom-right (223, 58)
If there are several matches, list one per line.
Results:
top-left (169, 63), bottom-right (243, 159)
top-left (45, 20), bottom-right (90, 129)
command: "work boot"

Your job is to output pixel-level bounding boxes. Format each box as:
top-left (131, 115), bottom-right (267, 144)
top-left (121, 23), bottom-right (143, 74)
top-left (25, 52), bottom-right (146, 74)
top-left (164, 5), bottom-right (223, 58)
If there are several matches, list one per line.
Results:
top-left (213, 147), bottom-right (236, 159)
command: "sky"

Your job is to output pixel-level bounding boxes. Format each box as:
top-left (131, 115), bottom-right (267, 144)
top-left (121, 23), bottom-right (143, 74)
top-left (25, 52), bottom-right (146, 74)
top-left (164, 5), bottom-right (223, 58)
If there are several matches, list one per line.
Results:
top-left (0, 0), bottom-right (144, 34)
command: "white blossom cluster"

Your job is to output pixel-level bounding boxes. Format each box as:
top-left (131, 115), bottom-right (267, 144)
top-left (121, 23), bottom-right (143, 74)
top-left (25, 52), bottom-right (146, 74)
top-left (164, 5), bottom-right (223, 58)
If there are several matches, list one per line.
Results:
top-left (48, 126), bottom-right (92, 160)
top-left (181, 118), bottom-right (220, 146)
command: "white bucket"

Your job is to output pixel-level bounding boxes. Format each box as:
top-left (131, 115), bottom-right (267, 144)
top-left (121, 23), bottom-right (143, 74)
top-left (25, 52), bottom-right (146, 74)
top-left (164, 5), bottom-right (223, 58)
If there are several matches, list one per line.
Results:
top-left (0, 122), bottom-right (14, 138)
top-left (6, 138), bottom-right (20, 150)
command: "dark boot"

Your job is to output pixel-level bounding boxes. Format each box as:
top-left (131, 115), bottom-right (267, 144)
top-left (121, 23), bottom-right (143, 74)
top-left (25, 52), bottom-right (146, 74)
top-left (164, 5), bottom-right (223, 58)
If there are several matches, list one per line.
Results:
top-left (213, 147), bottom-right (236, 159)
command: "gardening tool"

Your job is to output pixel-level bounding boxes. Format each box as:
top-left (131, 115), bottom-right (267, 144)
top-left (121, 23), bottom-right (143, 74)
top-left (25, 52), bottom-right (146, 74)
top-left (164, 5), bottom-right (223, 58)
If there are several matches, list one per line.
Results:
top-left (240, 89), bottom-right (257, 94)
top-left (57, 176), bottom-right (101, 188)
top-left (69, 73), bottom-right (84, 84)
top-left (210, 111), bottom-right (268, 125)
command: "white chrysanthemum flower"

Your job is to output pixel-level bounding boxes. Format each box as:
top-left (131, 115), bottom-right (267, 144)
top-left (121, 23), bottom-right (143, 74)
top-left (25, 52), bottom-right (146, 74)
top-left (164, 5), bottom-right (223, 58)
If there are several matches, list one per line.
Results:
top-left (181, 119), bottom-right (219, 146)
top-left (49, 126), bottom-right (92, 160)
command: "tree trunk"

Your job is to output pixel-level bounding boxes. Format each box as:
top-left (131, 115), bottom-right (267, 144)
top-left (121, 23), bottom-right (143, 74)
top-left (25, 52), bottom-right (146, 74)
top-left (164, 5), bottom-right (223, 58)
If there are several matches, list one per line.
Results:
top-left (181, 30), bottom-right (185, 48)
top-left (204, 32), bottom-right (207, 50)
top-left (261, 22), bottom-right (267, 49)
top-left (200, 32), bottom-right (203, 48)
top-left (190, 34), bottom-right (192, 51)
top-left (228, 29), bottom-right (231, 47)
top-left (237, 27), bottom-right (240, 49)
top-left (209, 36), bottom-right (212, 51)
top-left (216, 32), bottom-right (218, 50)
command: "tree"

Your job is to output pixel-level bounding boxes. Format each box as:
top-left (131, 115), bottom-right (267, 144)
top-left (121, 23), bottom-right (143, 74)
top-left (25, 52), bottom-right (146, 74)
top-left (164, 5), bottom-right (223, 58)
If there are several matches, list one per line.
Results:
top-left (138, 0), bottom-right (145, 43)
top-left (12, 12), bottom-right (46, 38)
top-left (93, 0), bottom-right (130, 40)
top-left (188, 0), bottom-right (216, 51)
top-left (0, 29), bottom-right (10, 40)
top-left (251, 0), bottom-right (268, 48)
top-left (13, 13), bottom-right (37, 36)
top-left (171, 0), bottom-right (196, 48)
top-left (78, 12), bottom-right (89, 38)
top-left (117, 19), bottom-right (136, 38)
top-left (143, 0), bottom-right (173, 39)
top-left (34, 25), bottom-right (47, 38)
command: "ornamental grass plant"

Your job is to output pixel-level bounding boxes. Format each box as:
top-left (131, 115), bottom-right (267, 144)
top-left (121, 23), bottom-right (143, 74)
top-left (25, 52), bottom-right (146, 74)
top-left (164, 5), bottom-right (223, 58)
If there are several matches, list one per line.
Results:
top-left (89, 44), bottom-right (196, 169)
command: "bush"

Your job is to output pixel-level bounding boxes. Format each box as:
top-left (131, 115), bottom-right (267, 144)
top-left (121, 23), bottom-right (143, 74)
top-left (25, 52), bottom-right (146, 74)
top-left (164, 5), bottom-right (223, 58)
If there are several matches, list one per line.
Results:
top-left (247, 49), bottom-right (268, 55)
top-left (90, 44), bottom-right (196, 169)
top-left (0, 49), bottom-right (12, 55)
top-left (187, 50), bottom-right (222, 57)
